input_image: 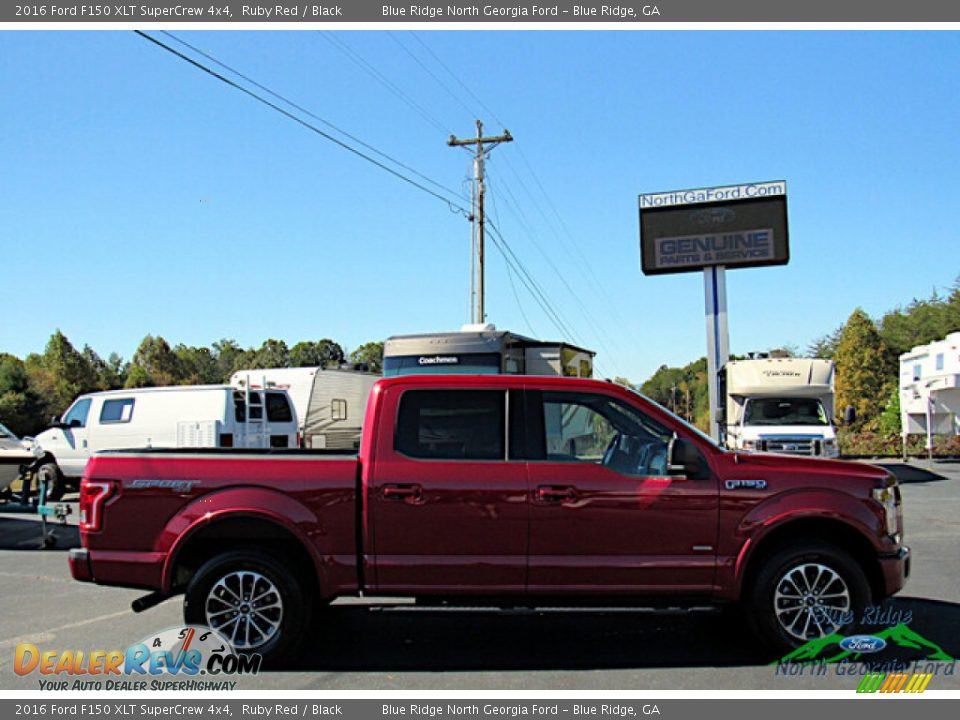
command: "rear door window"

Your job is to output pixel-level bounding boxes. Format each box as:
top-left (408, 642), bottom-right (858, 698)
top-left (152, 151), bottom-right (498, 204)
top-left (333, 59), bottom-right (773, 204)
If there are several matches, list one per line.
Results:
top-left (100, 398), bottom-right (135, 424)
top-left (395, 389), bottom-right (505, 460)
top-left (266, 392), bottom-right (293, 423)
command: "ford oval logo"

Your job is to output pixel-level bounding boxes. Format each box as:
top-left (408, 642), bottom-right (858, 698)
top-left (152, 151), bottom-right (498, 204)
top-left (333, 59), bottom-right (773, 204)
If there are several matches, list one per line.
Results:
top-left (839, 635), bottom-right (887, 653)
top-left (688, 207), bottom-right (736, 226)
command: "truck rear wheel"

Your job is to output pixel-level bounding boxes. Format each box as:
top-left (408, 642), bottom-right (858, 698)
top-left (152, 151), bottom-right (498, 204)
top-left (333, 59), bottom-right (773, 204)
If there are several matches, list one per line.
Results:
top-left (183, 549), bottom-right (310, 664)
top-left (744, 541), bottom-right (870, 653)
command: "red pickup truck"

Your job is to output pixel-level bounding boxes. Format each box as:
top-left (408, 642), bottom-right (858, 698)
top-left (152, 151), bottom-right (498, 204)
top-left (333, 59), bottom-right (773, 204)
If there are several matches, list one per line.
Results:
top-left (69, 375), bottom-right (909, 660)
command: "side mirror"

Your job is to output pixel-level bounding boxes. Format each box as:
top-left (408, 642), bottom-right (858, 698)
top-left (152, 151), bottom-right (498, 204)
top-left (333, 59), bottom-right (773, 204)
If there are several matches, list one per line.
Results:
top-left (844, 406), bottom-right (857, 426)
top-left (668, 436), bottom-right (705, 478)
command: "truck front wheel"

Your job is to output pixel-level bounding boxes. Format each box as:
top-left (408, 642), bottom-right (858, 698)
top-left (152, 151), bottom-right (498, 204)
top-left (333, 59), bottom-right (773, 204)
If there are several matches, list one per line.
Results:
top-left (744, 541), bottom-right (870, 652)
top-left (183, 549), bottom-right (310, 664)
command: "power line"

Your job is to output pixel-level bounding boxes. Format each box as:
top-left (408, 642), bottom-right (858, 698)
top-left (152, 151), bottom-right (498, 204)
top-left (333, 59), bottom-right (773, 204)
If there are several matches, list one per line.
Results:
top-left (160, 31), bottom-right (469, 206)
top-left (487, 168), bottom-right (626, 376)
top-left (388, 33), bottom-right (477, 124)
top-left (408, 32), bottom-right (507, 129)
top-left (134, 31), bottom-right (471, 217)
top-left (486, 171), bottom-right (536, 336)
top-left (317, 31), bottom-right (453, 137)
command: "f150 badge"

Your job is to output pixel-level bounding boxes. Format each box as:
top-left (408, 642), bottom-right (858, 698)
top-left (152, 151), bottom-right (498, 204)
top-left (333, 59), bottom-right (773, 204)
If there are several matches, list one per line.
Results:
top-left (725, 479), bottom-right (768, 490)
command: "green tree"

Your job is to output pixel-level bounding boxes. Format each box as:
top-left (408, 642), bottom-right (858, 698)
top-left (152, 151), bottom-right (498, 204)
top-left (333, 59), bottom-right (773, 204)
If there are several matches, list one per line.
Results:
top-left (348, 341), bottom-right (383, 373)
top-left (0, 353), bottom-right (46, 436)
top-left (128, 335), bottom-right (183, 387)
top-left (212, 339), bottom-right (247, 381)
top-left (807, 326), bottom-right (843, 359)
top-left (24, 330), bottom-right (99, 416)
top-left (250, 339), bottom-right (290, 369)
top-left (878, 386), bottom-right (902, 437)
top-left (640, 357), bottom-right (709, 431)
top-left (175, 344), bottom-right (220, 384)
top-left (83, 345), bottom-right (125, 390)
top-left (834, 308), bottom-right (894, 431)
top-left (290, 339), bottom-right (345, 368)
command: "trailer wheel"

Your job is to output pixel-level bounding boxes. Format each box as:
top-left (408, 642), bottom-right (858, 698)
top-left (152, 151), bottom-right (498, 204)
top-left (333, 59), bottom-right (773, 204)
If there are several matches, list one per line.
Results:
top-left (183, 549), bottom-right (310, 665)
top-left (36, 462), bottom-right (65, 502)
top-left (743, 541), bottom-right (870, 653)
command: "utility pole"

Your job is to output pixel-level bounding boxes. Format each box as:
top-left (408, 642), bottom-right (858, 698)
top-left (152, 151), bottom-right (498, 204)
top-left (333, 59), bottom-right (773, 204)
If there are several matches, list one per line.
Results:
top-left (449, 120), bottom-right (513, 324)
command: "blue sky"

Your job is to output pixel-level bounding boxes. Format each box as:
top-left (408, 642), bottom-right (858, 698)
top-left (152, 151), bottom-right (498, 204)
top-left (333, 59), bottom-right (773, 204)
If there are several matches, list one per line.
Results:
top-left (1, 30), bottom-right (958, 382)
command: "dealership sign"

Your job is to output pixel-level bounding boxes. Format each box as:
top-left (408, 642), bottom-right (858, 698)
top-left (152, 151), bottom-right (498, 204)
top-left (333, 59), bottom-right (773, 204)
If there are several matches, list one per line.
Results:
top-left (638, 181), bottom-right (789, 275)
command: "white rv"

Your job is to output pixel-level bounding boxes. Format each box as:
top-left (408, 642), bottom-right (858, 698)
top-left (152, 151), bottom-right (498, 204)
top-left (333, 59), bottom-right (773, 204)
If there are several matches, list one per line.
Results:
top-left (899, 332), bottom-right (960, 453)
top-left (720, 357), bottom-right (838, 458)
top-left (32, 385), bottom-right (298, 499)
top-left (230, 367), bottom-right (379, 450)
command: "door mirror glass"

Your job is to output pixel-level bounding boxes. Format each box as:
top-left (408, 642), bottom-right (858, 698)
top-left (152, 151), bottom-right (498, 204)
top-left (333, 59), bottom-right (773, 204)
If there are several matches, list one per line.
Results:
top-left (668, 436), bottom-right (706, 479)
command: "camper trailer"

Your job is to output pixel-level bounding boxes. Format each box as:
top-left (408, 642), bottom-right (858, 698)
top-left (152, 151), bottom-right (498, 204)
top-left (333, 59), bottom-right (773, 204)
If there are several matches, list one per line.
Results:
top-left (32, 385), bottom-right (298, 499)
top-left (720, 356), bottom-right (838, 458)
top-left (383, 325), bottom-right (595, 378)
top-left (230, 366), bottom-right (379, 450)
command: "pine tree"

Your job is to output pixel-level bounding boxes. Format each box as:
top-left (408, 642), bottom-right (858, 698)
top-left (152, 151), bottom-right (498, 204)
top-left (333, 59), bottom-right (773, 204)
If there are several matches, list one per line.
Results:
top-left (834, 309), bottom-right (894, 431)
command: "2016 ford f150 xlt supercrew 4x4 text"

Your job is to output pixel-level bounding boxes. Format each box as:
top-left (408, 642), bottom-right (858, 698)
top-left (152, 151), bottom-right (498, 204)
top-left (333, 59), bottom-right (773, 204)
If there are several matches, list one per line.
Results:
top-left (69, 375), bottom-right (910, 660)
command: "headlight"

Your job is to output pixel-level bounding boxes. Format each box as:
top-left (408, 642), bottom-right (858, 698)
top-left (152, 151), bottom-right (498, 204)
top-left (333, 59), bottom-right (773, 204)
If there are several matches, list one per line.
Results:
top-left (743, 440), bottom-right (758, 450)
top-left (872, 478), bottom-right (900, 536)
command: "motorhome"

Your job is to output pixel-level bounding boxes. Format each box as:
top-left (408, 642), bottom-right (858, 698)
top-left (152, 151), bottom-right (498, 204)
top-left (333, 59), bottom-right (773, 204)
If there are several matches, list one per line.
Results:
top-left (32, 385), bottom-right (298, 499)
top-left (383, 324), bottom-right (595, 378)
top-left (720, 356), bottom-right (838, 458)
top-left (230, 366), bottom-right (379, 450)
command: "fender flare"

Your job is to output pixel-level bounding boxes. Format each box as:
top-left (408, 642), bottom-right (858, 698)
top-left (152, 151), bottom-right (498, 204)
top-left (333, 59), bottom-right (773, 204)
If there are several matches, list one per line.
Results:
top-left (730, 489), bottom-right (885, 595)
top-left (159, 486), bottom-right (329, 595)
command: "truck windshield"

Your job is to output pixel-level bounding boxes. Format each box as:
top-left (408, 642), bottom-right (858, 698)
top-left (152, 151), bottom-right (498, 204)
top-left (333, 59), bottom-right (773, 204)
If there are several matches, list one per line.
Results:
top-left (744, 398), bottom-right (829, 426)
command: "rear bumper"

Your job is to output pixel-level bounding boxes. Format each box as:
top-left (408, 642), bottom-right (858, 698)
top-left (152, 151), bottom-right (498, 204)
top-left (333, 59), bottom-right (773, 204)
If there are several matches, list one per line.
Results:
top-left (878, 546), bottom-right (911, 597)
top-left (68, 547), bottom-right (166, 591)
top-left (68, 548), bottom-right (92, 582)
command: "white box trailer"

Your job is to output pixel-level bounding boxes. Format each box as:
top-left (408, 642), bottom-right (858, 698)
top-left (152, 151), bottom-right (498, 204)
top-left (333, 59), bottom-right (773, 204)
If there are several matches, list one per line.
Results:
top-left (31, 385), bottom-right (298, 499)
top-left (720, 357), bottom-right (838, 458)
top-left (230, 367), bottom-right (379, 450)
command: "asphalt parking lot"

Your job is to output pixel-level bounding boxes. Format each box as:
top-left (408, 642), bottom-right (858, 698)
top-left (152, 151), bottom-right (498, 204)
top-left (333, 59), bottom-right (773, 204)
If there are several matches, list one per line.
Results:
top-left (1, 460), bottom-right (958, 691)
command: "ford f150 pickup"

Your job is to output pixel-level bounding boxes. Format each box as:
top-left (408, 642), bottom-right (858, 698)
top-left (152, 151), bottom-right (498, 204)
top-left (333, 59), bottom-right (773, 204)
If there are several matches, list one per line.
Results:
top-left (69, 375), bottom-right (910, 660)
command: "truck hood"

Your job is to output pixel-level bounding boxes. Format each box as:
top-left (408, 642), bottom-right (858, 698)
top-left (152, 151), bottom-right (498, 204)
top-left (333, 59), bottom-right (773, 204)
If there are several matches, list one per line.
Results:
top-left (726, 449), bottom-right (890, 487)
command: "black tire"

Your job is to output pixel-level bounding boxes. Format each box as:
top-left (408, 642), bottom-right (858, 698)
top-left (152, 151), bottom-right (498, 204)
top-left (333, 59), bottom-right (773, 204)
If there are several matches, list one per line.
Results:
top-left (183, 549), bottom-right (311, 665)
top-left (36, 462), bottom-right (65, 502)
top-left (743, 541), bottom-right (871, 653)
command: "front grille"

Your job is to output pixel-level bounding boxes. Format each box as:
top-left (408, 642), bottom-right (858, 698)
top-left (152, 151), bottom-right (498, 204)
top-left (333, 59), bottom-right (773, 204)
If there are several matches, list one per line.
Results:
top-left (758, 437), bottom-right (819, 456)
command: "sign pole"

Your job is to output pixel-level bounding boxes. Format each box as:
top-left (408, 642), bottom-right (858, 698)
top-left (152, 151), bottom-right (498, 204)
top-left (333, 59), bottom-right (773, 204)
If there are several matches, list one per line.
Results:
top-left (704, 265), bottom-right (730, 442)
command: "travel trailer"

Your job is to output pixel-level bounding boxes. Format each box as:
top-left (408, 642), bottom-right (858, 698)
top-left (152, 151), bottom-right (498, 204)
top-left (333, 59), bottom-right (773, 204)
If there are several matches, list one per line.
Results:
top-left (230, 366), bottom-right (379, 450)
top-left (719, 356), bottom-right (838, 458)
top-left (32, 385), bottom-right (298, 499)
top-left (383, 324), bottom-right (595, 378)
